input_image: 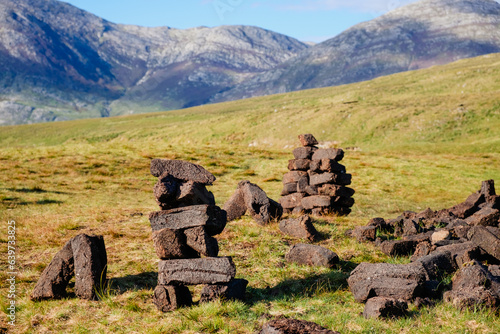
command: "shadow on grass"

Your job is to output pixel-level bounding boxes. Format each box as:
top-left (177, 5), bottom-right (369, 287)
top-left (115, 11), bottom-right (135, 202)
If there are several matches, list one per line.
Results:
top-left (110, 271), bottom-right (157, 294)
top-left (1, 197), bottom-right (64, 206)
top-left (246, 260), bottom-right (358, 305)
top-left (7, 187), bottom-right (71, 195)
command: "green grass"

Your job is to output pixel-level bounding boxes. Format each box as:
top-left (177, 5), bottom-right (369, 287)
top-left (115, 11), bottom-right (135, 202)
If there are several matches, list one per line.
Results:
top-left (0, 53), bottom-right (499, 333)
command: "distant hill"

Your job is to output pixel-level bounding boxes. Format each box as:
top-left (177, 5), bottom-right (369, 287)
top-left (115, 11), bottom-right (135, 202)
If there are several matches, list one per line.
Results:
top-left (0, 0), bottom-right (307, 125)
top-left (1, 0), bottom-right (500, 125)
top-left (214, 0), bottom-right (500, 102)
top-left (2, 52), bottom-right (499, 154)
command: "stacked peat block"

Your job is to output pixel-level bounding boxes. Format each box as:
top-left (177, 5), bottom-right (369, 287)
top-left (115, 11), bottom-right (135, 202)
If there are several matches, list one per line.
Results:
top-left (280, 134), bottom-right (355, 216)
top-left (149, 159), bottom-right (247, 312)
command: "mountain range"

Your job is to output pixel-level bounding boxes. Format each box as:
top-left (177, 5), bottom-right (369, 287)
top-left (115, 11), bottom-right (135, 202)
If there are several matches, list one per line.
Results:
top-left (1, 0), bottom-right (499, 125)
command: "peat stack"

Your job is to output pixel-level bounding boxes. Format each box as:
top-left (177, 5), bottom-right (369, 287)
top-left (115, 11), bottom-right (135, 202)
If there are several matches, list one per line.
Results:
top-left (280, 134), bottom-right (355, 216)
top-left (149, 159), bottom-right (247, 312)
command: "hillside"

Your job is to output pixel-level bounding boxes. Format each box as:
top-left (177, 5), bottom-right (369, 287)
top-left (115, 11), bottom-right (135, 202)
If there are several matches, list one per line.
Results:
top-left (216, 0), bottom-right (500, 102)
top-left (0, 0), bottom-right (307, 125)
top-left (0, 53), bottom-right (499, 334)
top-left (2, 53), bottom-right (499, 153)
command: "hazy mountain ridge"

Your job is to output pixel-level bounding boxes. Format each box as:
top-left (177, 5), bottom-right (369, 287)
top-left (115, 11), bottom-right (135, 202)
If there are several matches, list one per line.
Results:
top-left (212, 0), bottom-right (500, 102)
top-left (1, 0), bottom-right (500, 125)
top-left (0, 0), bottom-right (308, 125)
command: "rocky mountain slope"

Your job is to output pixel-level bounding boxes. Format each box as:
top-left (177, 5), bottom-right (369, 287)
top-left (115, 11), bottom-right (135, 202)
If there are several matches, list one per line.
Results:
top-left (213, 0), bottom-right (500, 102)
top-left (0, 0), bottom-right (307, 125)
top-left (1, 0), bottom-right (500, 125)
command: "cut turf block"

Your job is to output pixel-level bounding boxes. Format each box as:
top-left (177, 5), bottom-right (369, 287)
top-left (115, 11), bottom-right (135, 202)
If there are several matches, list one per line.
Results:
top-left (152, 285), bottom-right (192, 312)
top-left (239, 180), bottom-right (283, 225)
top-left (311, 148), bottom-right (344, 161)
top-left (308, 172), bottom-right (352, 186)
top-left (280, 193), bottom-right (307, 209)
top-left (30, 240), bottom-right (74, 301)
top-left (150, 159), bottom-right (216, 184)
top-left (292, 147), bottom-right (317, 160)
top-left (465, 206), bottom-right (500, 227)
top-left (223, 188), bottom-right (247, 222)
top-left (71, 234), bottom-right (107, 301)
top-left (184, 226), bottom-right (219, 257)
top-left (301, 195), bottom-right (332, 210)
top-left (380, 239), bottom-right (418, 257)
top-left (281, 182), bottom-right (298, 196)
top-left (149, 205), bottom-right (227, 236)
top-left (285, 243), bottom-right (339, 268)
top-left (176, 180), bottom-right (215, 206)
top-left (317, 159), bottom-right (346, 173)
top-left (288, 159), bottom-right (311, 171)
top-left (158, 257), bottom-right (236, 285)
top-left (152, 228), bottom-right (199, 260)
top-left (199, 279), bottom-right (248, 303)
top-left (153, 174), bottom-right (179, 208)
top-left (283, 171), bottom-right (309, 184)
top-left (363, 297), bottom-right (408, 319)
top-left (298, 133), bottom-right (318, 146)
top-left (348, 262), bottom-right (427, 302)
top-left (443, 261), bottom-right (500, 310)
top-left (317, 184), bottom-right (355, 197)
top-left (279, 215), bottom-right (319, 241)
top-left (467, 226), bottom-right (500, 261)
top-left (260, 317), bottom-right (340, 334)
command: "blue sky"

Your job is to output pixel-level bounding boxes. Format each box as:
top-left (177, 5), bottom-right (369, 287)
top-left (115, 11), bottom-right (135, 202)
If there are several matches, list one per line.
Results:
top-left (62, 0), bottom-right (421, 43)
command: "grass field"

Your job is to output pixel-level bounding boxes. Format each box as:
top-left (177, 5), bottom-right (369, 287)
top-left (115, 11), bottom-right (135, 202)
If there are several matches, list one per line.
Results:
top-left (1, 53), bottom-right (500, 333)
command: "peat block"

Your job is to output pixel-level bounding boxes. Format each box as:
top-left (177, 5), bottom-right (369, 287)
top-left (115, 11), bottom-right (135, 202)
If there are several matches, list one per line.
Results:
top-left (467, 226), bottom-right (500, 261)
top-left (311, 148), bottom-right (344, 162)
top-left (363, 297), bottom-right (408, 319)
top-left (152, 285), bottom-right (192, 312)
top-left (223, 188), bottom-right (247, 222)
top-left (149, 205), bottom-right (227, 236)
top-left (281, 182), bottom-right (298, 196)
top-left (158, 257), bottom-right (236, 285)
top-left (150, 159), bottom-right (215, 184)
top-left (353, 226), bottom-right (377, 242)
top-left (280, 193), bottom-right (307, 209)
top-left (348, 262), bottom-right (427, 302)
top-left (298, 134), bottom-right (318, 147)
top-left (71, 234), bottom-right (107, 300)
top-left (285, 244), bottom-right (339, 268)
top-left (465, 206), bottom-right (500, 227)
top-left (292, 147), bottom-right (317, 160)
top-left (309, 172), bottom-right (351, 186)
top-left (380, 239), bottom-right (418, 257)
top-left (443, 261), bottom-right (500, 310)
top-left (152, 228), bottom-right (199, 260)
top-left (260, 317), bottom-right (340, 334)
top-left (31, 240), bottom-right (74, 301)
top-left (199, 279), bottom-right (248, 303)
top-left (288, 159), bottom-right (311, 171)
top-left (239, 180), bottom-right (283, 225)
top-left (184, 226), bottom-right (219, 257)
top-left (283, 171), bottom-right (309, 184)
top-left (279, 215), bottom-right (319, 241)
top-left (318, 184), bottom-right (355, 198)
top-left (301, 196), bottom-right (332, 210)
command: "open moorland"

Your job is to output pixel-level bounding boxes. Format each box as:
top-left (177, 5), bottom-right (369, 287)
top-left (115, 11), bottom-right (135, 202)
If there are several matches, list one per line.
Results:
top-left (1, 53), bottom-right (499, 333)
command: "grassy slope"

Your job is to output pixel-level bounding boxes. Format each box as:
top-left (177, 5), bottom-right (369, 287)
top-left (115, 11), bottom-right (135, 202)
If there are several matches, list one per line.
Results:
top-left (0, 53), bottom-right (499, 333)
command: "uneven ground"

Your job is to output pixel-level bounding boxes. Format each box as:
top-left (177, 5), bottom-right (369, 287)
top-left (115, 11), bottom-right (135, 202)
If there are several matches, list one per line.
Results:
top-left (0, 53), bottom-right (499, 333)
